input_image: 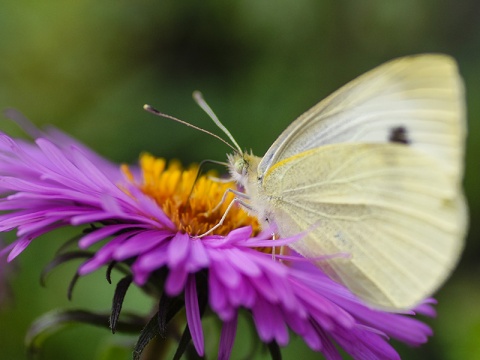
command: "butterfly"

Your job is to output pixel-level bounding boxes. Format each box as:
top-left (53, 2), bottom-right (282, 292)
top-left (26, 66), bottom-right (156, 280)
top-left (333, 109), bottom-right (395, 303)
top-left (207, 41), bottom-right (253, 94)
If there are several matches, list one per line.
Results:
top-left (146, 54), bottom-right (467, 311)
top-left (226, 54), bottom-right (467, 310)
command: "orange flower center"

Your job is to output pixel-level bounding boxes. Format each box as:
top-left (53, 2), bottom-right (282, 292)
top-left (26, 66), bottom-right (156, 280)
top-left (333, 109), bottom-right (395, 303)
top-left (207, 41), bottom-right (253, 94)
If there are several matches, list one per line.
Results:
top-left (121, 154), bottom-right (260, 237)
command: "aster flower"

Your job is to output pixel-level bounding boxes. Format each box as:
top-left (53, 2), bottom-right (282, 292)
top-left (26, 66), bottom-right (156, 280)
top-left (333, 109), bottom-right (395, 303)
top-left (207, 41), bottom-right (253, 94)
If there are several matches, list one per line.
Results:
top-left (0, 112), bottom-right (434, 360)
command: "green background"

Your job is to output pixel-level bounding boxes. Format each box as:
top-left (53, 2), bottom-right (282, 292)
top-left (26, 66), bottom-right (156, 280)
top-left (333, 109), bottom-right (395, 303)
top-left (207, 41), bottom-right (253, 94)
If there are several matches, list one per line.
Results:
top-left (1, 1), bottom-right (479, 359)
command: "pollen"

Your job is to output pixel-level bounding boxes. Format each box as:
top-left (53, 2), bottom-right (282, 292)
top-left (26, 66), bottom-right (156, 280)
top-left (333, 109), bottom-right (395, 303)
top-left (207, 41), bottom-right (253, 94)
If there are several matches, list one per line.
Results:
top-left (122, 153), bottom-right (260, 236)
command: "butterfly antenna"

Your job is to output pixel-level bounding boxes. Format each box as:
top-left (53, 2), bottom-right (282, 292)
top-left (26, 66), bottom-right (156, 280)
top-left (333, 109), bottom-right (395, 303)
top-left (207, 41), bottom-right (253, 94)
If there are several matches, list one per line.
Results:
top-left (193, 91), bottom-right (243, 154)
top-left (143, 104), bottom-right (238, 153)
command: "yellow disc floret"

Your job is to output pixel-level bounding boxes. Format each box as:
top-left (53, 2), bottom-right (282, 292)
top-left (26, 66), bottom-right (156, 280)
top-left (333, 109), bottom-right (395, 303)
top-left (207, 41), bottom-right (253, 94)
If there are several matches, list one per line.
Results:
top-left (122, 154), bottom-right (260, 236)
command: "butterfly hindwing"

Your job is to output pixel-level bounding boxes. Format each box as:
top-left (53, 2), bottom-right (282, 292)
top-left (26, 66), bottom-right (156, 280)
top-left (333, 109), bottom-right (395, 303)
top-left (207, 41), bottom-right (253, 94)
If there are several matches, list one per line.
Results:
top-left (261, 142), bottom-right (465, 309)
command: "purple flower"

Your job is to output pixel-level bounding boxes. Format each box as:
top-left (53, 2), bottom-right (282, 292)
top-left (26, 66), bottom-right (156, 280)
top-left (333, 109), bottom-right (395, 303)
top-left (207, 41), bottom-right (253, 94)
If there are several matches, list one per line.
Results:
top-left (0, 113), bottom-right (434, 359)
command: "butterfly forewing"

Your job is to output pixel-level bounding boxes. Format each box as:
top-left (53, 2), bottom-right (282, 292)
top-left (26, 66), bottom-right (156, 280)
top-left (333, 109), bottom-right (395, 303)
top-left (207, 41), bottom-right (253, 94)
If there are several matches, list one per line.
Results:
top-left (258, 54), bottom-right (465, 186)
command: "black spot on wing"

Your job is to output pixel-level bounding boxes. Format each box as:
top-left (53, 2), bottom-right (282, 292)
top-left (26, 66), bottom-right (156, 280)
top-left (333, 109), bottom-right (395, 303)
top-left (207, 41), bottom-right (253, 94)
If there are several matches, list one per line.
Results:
top-left (389, 126), bottom-right (410, 144)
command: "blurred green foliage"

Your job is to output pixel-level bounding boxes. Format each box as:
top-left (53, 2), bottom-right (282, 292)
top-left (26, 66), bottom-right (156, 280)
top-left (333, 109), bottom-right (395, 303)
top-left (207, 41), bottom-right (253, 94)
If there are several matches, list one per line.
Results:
top-left (0, 1), bottom-right (479, 359)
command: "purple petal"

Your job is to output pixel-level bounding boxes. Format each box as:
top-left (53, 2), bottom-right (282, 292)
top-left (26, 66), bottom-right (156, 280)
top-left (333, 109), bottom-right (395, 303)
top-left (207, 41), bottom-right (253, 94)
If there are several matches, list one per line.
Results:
top-left (7, 236), bottom-right (32, 262)
top-left (167, 233), bottom-right (190, 267)
top-left (0, 242), bottom-right (15, 258)
top-left (132, 245), bottom-right (170, 283)
top-left (70, 148), bottom-right (119, 191)
top-left (223, 226), bottom-right (252, 243)
top-left (218, 313), bottom-right (238, 360)
top-left (250, 274), bottom-right (279, 304)
top-left (314, 326), bottom-right (342, 360)
top-left (114, 230), bottom-right (172, 260)
top-left (208, 271), bottom-right (228, 319)
top-left (208, 249), bottom-right (243, 289)
top-left (79, 224), bottom-right (135, 248)
top-left (165, 266), bottom-right (188, 296)
top-left (186, 238), bottom-right (210, 271)
top-left (70, 212), bottom-right (118, 225)
top-left (414, 298), bottom-right (437, 317)
top-left (126, 186), bottom-right (176, 228)
top-left (4, 109), bottom-right (44, 139)
top-left (78, 234), bottom-right (129, 275)
top-left (251, 298), bottom-right (276, 342)
top-left (223, 248), bottom-right (261, 277)
top-left (185, 275), bottom-right (204, 356)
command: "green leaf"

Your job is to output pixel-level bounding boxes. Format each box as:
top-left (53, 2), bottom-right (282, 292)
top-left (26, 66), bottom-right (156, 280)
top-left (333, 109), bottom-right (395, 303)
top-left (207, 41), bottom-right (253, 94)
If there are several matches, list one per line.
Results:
top-left (26, 309), bottom-right (145, 357)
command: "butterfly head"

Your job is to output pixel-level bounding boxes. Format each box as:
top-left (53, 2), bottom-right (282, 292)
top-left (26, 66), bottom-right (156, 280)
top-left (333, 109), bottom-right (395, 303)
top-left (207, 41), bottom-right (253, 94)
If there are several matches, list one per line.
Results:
top-left (227, 152), bottom-right (261, 188)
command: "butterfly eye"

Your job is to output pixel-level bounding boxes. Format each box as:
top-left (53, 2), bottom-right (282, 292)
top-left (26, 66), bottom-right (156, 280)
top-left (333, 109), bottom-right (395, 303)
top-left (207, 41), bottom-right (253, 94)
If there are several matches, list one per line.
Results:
top-left (234, 158), bottom-right (248, 175)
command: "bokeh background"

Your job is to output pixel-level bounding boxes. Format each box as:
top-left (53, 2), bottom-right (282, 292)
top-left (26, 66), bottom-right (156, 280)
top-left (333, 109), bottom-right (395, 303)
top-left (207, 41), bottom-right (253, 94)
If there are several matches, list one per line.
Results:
top-left (0, 1), bottom-right (479, 359)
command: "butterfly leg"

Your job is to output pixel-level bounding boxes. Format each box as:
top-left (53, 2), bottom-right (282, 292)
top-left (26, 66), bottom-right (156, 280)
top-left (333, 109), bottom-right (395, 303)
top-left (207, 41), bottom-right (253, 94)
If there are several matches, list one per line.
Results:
top-left (272, 232), bottom-right (277, 261)
top-left (195, 197), bottom-right (253, 238)
top-left (206, 188), bottom-right (249, 215)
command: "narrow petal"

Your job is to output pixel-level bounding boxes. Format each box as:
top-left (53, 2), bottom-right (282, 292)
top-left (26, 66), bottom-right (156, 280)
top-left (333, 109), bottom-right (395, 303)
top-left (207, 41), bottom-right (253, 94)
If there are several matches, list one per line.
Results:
top-left (165, 266), bottom-right (188, 296)
top-left (78, 233), bottom-right (131, 275)
top-left (114, 230), bottom-right (171, 260)
top-left (218, 313), bottom-right (238, 360)
top-left (209, 253), bottom-right (241, 289)
top-left (167, 233), bottom-right (190, 267)
top-left (79, 224), bottom-right (135, 248)
top-left (7, 236), bottom-right (32, 262)
top-left (223, 248), bottom-right (261, 277)
top-left (186, 238), bottom-right (210, 271)
top-left (185, 275), bottom-right (204, 356)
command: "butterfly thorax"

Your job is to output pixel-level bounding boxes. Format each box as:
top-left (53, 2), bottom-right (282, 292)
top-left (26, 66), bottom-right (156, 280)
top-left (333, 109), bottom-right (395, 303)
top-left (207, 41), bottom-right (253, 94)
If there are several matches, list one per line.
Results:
top-left (227, 152), bottom-right (272, 227)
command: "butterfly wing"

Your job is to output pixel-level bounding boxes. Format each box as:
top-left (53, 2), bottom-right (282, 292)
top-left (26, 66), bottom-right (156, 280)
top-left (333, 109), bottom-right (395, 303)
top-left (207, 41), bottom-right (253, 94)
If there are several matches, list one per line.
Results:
top-left (255, 54), bottom-right (466, 310)
top-left (258, 54), bottom-right (465, 186)
top-left (262, 143), bottom-right (466, 310)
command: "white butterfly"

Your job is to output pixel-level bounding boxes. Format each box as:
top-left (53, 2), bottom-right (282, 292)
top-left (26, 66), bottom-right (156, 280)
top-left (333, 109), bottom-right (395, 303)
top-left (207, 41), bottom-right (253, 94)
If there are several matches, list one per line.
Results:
top-left (146, 54), bottom-right (467, 311)
top-left (226, 54), bottom-right (467, 310)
